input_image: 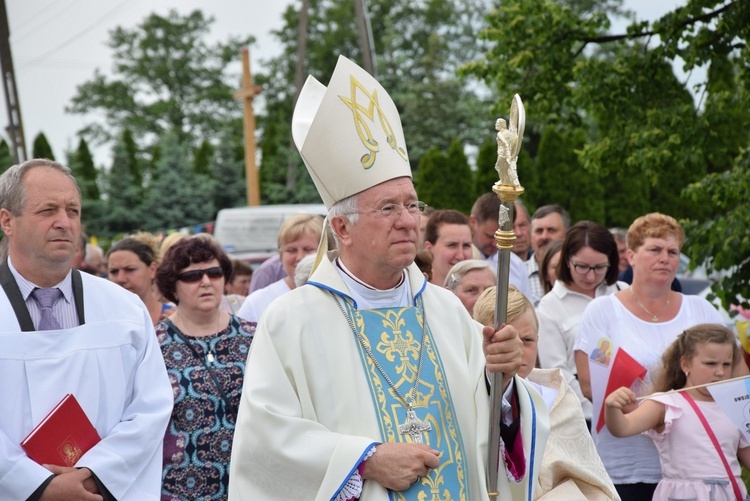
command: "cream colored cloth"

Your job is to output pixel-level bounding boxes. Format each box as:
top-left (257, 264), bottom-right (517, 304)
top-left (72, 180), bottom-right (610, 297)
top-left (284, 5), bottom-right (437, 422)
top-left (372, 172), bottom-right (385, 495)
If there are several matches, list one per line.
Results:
top-left (527, 369), bottom-right (619, 501)
top-left (229, 256), bottom-right (547, 500)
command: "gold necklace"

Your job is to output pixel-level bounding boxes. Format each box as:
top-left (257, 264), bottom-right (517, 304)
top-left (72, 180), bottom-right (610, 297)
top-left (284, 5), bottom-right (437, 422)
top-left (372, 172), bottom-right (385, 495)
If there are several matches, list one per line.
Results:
top-left (630, 287), bottom-right (671, 322)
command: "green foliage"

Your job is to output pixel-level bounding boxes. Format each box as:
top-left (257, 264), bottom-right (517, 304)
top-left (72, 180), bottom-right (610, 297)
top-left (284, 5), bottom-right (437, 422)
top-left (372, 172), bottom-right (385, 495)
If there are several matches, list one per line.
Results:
top-left (414, 146), bottom-right (447, 209)
top-left (32, 133), bottom-right (54, 160)
top-left (683, 153), bottom-right (750, 310)
top-left (534, 125), bottom-right (605, 223)
top-left (415, 140), bottom-right (473, 212)
top-left (140, 132), bottom-right (216, 232)
top-left (67, 138), bottom-right (104, 236)
top-left (462, 0), bottom-right (750, 307)
top-left (474, 139), bottom-right (499, 197)
top-left (101, 131), bottom-right (145, 236)
top-left (257, 0), bottom-right (493, 198)
top-left (70, 138), bottom-right (100, 200)
top-left (211, 125), bottom-right (248, 212)
top-left (0, 139), bottom-right (15, 172)
top-left (68, 9), bottom-right (252, 154)
top-left (193, 140), bottom-right (214, 176)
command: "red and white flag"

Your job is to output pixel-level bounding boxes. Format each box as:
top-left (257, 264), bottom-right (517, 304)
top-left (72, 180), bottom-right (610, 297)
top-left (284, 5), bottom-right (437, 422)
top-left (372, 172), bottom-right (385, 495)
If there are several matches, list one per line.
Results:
top-left (587, 337), bottom-right (648, 433)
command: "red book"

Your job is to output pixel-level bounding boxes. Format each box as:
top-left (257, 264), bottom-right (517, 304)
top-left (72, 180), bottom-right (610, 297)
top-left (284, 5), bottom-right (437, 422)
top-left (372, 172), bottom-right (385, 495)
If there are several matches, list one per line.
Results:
top-left (21, 394), bottom-right (101, 467)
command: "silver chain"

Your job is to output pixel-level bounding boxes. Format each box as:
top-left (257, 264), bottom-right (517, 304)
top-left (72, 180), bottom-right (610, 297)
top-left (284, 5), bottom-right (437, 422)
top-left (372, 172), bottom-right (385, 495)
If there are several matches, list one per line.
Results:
top-left (329, 291), bottom-right (427, 410)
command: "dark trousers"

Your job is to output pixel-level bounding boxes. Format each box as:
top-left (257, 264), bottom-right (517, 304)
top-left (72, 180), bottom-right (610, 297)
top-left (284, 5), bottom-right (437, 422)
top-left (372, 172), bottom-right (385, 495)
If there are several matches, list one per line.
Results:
top-left (615, 482), bottom-right (658, 501)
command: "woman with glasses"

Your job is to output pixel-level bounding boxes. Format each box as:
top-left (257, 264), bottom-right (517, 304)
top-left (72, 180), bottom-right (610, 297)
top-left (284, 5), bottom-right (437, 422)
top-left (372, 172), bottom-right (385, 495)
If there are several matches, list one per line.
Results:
top-left (155, 235), bottom-right (255, 500)
top-left (237, 214), bottom-right (323, 324)
top-left (536, 221), bottom-right (624, 428)
top-left (573, 213), bottom-right (727, 501)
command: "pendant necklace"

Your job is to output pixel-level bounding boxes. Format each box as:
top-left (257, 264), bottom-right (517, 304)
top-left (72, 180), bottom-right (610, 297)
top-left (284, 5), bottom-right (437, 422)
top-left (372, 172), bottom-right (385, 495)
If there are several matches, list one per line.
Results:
top-left (330, 291), bottom-right (432, 444)
top-left (630, 287), bottom-right (671, 322)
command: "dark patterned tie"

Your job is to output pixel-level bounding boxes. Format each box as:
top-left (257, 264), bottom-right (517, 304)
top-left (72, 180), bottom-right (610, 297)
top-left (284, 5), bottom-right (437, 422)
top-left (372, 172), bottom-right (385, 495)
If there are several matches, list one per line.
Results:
top-left (32, 288), bottom-right (63, 330)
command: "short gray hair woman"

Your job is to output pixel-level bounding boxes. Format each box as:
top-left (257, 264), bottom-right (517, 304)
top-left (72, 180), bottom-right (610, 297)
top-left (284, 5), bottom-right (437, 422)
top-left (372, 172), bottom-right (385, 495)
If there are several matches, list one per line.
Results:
top-left (444, 259), bottom-right (496, 315)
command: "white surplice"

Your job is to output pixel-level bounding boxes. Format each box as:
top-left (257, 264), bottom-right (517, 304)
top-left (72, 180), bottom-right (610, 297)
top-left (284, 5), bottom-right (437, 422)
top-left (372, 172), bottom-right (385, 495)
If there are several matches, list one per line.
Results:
top-left (229, 256), bottom-right (547, 500)
top-left (0, 272), bottom-right (173, 500)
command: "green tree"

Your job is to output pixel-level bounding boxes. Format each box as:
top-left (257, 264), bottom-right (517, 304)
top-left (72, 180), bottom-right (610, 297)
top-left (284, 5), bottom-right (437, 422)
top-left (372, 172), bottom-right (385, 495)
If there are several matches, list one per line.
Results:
top-left (68, 9), bottom-right (253, 154)
top-left (414, 146), bottom-right (448, 209)
top-left (415, 139), bottom-right (474, 212)
top-left (211, 125), bottom-right (248, 212)
top-left (140, 133), bottom-right (215, 231)
top-left (534, 125), bottom-right (605, 223)
top-left (474, 139), bottom-right (498, 198)
top-left (32, 133), bottom-right (54, 160)
top-left (70, 138), bottom-right (100, 201)
top-left (193, 139), bottom-right (214, 176)
top-left (67, 138), bottom-right (104, 236)
top-left (0, 139), bottom-right (15, 172)
top-left (258, 0), bottom-right (493, 200)
top-left (464, 0), bottom-right (749, 307)
top-left (102, 131), bottom-right (145, 236)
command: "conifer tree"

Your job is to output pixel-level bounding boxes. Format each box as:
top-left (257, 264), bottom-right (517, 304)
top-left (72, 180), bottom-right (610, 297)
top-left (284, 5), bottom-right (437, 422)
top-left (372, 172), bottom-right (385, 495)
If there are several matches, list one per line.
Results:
top-left (141, 133), bottom-right (215, 232)
top-left (102, 132), bottom-right (145, 236)
top-left (32, 133), bottom-right (54, 160)
top-left (0, 140), bottom-right (14, 173)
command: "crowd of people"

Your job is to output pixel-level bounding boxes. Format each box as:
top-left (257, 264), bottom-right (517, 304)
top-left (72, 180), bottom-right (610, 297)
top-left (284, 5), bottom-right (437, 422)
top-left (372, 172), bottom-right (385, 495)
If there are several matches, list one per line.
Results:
top-left (0, 54), bottom-right (745, 501)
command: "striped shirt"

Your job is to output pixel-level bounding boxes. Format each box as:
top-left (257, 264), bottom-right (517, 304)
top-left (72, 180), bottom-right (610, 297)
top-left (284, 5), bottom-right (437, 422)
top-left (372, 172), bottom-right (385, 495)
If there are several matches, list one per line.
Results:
top-left (7, 257), bottom-right (80, 329)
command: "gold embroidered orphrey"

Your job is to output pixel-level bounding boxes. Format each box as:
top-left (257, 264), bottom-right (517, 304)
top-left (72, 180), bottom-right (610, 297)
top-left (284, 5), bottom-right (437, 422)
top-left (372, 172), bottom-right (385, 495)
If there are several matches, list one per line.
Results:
top-left (339, 75), bottom-right (408, 169)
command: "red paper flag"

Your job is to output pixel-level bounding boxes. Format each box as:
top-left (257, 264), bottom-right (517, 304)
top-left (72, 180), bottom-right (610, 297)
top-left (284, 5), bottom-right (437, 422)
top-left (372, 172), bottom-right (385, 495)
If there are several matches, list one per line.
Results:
top-left (596, 348), bottom-right (647, 433)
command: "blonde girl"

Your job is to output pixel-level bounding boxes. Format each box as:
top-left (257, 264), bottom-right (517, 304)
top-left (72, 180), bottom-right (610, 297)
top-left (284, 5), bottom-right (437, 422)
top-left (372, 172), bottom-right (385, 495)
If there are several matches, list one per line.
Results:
top-left (605, 324), bottom-right (750, 501)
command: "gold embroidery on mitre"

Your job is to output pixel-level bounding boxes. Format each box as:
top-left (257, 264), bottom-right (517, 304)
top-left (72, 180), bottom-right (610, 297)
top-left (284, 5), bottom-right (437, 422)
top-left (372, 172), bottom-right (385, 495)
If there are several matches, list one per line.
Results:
top-left (339, 76), bottom-right (408, 169)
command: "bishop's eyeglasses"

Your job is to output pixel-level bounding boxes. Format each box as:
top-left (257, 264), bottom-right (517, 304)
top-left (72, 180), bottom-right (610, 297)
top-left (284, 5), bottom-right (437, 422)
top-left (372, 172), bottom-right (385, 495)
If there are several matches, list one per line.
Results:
top-left (351, 201), bottom-right (427, 220)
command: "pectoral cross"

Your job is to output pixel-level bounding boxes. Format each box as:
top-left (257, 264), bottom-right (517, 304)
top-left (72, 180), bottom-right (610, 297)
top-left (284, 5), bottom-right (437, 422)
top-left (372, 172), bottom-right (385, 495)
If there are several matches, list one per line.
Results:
top-left (399, 409), bottom-right (432, 444)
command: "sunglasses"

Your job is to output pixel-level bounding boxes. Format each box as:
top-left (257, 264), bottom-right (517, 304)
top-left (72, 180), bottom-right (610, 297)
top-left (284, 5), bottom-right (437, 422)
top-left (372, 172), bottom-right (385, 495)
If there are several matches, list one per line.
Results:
top-left (176, 267), bottom-right (224, 283)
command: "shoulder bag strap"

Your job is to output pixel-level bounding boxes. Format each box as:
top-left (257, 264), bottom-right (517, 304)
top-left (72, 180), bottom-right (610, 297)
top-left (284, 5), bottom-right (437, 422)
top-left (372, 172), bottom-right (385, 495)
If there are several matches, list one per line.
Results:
top-left (681, 392), bottom-right (743, 501)
top-left (0, 258), bottom-right (35, 331)
top-left (165, 319), bottom-right (238, 421)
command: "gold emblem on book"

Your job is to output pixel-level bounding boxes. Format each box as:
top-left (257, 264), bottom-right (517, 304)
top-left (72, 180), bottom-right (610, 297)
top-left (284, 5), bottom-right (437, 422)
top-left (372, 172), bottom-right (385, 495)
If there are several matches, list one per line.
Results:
top-left (58, 436), bottom-right (83, 466)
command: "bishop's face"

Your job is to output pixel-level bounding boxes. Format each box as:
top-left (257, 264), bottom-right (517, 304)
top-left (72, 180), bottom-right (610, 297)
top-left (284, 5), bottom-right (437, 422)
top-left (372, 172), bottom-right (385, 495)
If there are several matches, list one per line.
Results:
top-left (337, 177), bottom-right (420, 288)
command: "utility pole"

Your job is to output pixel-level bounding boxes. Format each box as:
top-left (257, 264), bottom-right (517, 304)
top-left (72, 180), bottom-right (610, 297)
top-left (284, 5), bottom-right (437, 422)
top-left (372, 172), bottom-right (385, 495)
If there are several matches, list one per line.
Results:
top-left (287, 0), bottom-right (310, 195)
top-left (234, 47), bottom-right (262, 206)
top-left (354, 0), bottom-right (377, 77)
top-left (0, 0), bottom-right (26, 164)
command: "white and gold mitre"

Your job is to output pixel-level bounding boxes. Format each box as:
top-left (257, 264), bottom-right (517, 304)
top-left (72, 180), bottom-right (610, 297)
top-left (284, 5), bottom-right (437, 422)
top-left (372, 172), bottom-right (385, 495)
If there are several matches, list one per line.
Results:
top-left (292, 55), bottom-right (412, 209)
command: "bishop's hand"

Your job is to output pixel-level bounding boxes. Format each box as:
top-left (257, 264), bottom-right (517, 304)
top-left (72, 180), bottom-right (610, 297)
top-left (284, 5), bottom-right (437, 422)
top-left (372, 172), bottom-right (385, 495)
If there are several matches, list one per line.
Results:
top-left (361, 442), bottom-right (440, 491)
top-left (483, 324), bottom-right (522, 388)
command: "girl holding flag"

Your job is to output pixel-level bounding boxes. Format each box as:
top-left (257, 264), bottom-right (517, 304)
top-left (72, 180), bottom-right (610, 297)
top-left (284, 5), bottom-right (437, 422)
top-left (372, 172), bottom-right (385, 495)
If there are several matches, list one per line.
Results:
top-left (605, 324), bottom-right (750, 501)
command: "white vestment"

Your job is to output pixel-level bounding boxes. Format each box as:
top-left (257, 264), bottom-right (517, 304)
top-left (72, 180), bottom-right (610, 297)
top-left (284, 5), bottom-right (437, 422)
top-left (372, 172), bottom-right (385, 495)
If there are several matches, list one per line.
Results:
top-left (526, 369), bottom-right (618, 500)
top-left (229, 256), bottom-right (547, 500)
top-left (0, 272), bottom-right (173, 500)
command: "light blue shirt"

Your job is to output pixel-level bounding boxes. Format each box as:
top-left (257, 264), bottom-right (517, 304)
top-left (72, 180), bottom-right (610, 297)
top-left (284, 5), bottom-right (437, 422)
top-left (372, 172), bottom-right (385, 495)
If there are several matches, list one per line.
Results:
top-left (7, 257), bottom-right (79, 329)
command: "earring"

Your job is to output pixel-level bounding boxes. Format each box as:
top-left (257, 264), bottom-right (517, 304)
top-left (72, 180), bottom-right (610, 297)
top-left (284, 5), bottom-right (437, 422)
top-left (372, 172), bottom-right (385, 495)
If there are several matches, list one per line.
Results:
top-left (684, 371), bottom-right (689, 378)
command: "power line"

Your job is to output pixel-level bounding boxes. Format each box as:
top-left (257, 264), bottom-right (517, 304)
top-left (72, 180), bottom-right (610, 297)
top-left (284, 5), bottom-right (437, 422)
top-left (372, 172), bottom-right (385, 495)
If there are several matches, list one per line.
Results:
top-left (19, 0), bottom-right (139, 70)
top-left (12, 0), bottom-right (83, 43)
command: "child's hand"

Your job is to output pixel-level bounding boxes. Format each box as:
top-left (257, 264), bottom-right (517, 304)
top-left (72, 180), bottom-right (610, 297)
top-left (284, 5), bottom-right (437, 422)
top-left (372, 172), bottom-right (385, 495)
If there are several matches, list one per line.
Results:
top-left (605, 387), bottom-right (638, 414)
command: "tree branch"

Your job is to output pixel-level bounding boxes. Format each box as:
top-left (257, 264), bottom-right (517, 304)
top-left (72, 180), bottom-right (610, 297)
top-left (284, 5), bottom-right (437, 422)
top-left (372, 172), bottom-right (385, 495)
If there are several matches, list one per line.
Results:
top-left (578, 1), bottom-right (738, 46)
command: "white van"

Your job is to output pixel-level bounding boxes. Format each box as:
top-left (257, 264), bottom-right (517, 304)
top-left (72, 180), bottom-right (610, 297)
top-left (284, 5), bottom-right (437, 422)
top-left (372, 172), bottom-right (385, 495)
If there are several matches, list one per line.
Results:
top-left (213, 204), bottom-right (327, 264)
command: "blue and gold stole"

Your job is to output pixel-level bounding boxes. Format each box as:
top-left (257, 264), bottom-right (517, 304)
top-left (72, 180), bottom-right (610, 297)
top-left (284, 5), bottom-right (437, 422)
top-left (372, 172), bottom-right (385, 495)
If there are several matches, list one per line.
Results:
top-left (340, 296), bottom-right (470, 501)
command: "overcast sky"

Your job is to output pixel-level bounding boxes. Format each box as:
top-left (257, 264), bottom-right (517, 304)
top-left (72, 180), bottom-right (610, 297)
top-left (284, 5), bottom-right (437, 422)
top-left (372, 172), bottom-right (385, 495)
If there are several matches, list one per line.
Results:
top-left (1, 0), bottom-right (682, 166)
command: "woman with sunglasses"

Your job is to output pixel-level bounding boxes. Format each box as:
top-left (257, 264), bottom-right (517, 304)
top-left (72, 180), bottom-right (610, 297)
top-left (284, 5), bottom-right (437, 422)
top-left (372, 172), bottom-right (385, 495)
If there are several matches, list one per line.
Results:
top-left (536, 221), bottom-right (624, 429)
top-left (154, 235), bottom-right (255, 500)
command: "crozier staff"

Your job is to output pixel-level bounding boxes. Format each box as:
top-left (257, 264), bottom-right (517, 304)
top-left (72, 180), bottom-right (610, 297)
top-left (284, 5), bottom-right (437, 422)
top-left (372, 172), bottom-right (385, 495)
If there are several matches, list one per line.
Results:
top-left (229, 55), bottom-right (540, 501)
